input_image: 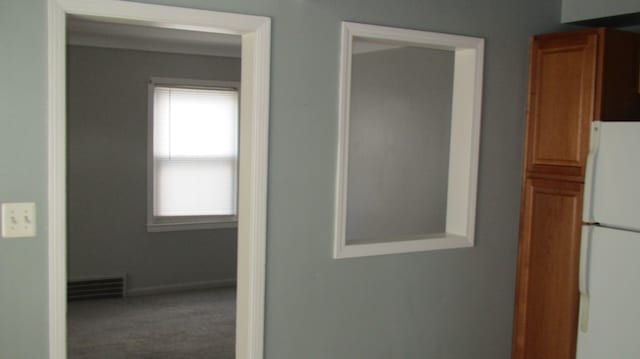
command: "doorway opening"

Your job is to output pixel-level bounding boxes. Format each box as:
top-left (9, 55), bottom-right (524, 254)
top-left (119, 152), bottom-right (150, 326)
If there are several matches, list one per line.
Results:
top-left (47, 1), bottom-right (270, 358)
top-left (66, 16), bottom-right (241, 358)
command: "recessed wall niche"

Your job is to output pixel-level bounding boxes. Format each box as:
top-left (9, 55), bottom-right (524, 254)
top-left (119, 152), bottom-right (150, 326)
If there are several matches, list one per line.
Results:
top-left (334, 22), bottom-right (484, 258)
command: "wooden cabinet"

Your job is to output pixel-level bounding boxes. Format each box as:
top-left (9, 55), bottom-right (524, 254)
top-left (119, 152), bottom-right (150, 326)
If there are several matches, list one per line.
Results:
top-left (513, 28), bottom-right (640, 359)
top-left (524, 31), bottom-right (598, 180)
top-left (513, 179), bottom-right (583, 359)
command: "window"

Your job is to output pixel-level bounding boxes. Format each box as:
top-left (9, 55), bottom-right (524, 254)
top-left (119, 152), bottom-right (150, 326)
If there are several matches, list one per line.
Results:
top-left (148, 78), bottom-right (240, 231)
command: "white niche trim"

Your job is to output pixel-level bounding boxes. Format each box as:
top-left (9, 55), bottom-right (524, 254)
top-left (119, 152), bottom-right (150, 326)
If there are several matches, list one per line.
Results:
top-left (334, 22), bottom-right (484, 259)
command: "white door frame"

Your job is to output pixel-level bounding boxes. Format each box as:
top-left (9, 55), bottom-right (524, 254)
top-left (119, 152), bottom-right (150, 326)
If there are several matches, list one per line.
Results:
top-left (47, 1), bottom-right (270, 358)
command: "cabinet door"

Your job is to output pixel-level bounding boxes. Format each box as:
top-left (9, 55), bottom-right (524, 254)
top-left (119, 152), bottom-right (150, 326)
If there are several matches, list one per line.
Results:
top-left (513, 178), bottom-right (583, 359)
top-left (524, 31), bottom-right (598, 180)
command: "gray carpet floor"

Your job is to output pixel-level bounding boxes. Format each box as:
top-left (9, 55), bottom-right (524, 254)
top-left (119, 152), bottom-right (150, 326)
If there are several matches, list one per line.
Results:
top-left (68, 288), bottom-right (236, 359)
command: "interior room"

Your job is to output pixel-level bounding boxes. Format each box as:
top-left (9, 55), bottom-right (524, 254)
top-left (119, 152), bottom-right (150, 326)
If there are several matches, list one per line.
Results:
top-left (64, 18), bottom-right (241, 358)
top-left (1, 0), bottom-right (639, 359)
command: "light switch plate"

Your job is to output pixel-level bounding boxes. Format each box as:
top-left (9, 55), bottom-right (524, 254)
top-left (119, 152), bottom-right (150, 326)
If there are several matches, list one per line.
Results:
top-left (1, 202), bottom-right (36, 238)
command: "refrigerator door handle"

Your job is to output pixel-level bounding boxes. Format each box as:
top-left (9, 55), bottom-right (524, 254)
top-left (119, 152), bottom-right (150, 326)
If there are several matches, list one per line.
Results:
top-left (579, 224), bottom-right (592, 332)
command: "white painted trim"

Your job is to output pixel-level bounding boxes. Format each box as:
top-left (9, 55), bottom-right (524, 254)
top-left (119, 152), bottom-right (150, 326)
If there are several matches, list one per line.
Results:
top-left (235, 26), bottom-right (270, 359)
top-left (146, 78), bottom-right (241, 233)
top-left (334, 22), bottom-right (484, 259)
top-left (338, 234), bottom-right (472, 258)
top-left (57, 0), bottom-right (267, 35)
top-left (127, 279), bottom-right (236, 297)
top-left (47, 2), bottom-right (67, 358)
top-left (47, 1), bottom-right (270, 358)
top-left (342, 22), bottom-right (484, 51)
top-left (146, 220), bottom-right (238, 232)
top-left (149, 77), bottom-right (240, 90)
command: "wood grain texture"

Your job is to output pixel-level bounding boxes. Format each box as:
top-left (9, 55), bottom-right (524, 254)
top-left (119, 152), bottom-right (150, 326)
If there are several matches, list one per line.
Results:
top-left (525, 29), bottom-right (598, 180)
top-left (513, 179), bottom-right (583, 359)
top-left (513, 29), bottom-right (596, 359)
top-left (514, 27), bottom-right (640, 359)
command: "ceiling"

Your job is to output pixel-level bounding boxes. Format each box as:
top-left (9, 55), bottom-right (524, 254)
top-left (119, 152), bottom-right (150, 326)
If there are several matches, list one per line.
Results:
top-left (67, 17), bottom-right (242, 58)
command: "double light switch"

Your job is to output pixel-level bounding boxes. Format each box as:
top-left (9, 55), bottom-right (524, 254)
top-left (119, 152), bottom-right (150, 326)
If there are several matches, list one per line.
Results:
top-left (1, 202), bottom-right (36, 238)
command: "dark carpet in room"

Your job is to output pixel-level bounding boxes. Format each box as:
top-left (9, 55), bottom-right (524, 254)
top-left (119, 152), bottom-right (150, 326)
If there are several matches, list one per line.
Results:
top-left (68, 288), bottom-right (236, 359)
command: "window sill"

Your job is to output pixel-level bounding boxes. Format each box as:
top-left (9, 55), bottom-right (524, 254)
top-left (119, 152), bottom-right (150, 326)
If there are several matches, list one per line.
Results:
top-left (333, 233), bottom-right (473, 259)
top-left (147, 217), bottom-right (237, 232)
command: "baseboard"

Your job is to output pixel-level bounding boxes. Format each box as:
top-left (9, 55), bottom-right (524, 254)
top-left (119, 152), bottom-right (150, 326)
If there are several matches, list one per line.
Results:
top-left (127, 278), bottom-right (236, 297)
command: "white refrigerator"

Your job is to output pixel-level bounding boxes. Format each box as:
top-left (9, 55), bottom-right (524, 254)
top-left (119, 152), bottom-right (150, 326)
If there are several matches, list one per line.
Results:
top-left (577, 121), bottom-right (640, 359)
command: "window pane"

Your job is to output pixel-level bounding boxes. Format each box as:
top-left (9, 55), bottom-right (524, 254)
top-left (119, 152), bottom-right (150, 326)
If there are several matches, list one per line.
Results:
top-left (155, 159), bottom-right (236, 216)
top-left (154, 87), bottom-right (238, 158)
top-left (153, 85), bottom-right (238, 218)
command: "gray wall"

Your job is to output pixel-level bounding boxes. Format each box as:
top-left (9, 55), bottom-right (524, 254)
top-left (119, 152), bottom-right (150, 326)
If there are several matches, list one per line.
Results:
top-left (66, 45), bottom-right (240, 292)
top-left (0, 1), bottom-right (48, 357)
top-left (346, 47), bottom-right (453, 242)
top-left (0, 0), bottom-right (566, 358)
top-left (562, 0), bottom-right (640, 23)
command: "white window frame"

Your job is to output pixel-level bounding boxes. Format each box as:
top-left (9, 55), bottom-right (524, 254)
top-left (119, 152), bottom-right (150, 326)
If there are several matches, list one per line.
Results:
top-left (147, 77), bottom-right (241, 232)
top-left (334, 22), bottom-right (484, 258)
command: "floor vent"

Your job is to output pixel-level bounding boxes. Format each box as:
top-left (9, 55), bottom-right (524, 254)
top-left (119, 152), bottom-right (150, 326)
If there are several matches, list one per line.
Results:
top-left (68, 275), bottom-right (126, 301)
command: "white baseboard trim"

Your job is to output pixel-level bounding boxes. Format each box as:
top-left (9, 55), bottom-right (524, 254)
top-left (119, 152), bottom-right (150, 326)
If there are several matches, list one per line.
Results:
top-left (127, 278), bottom-right (236, 297)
